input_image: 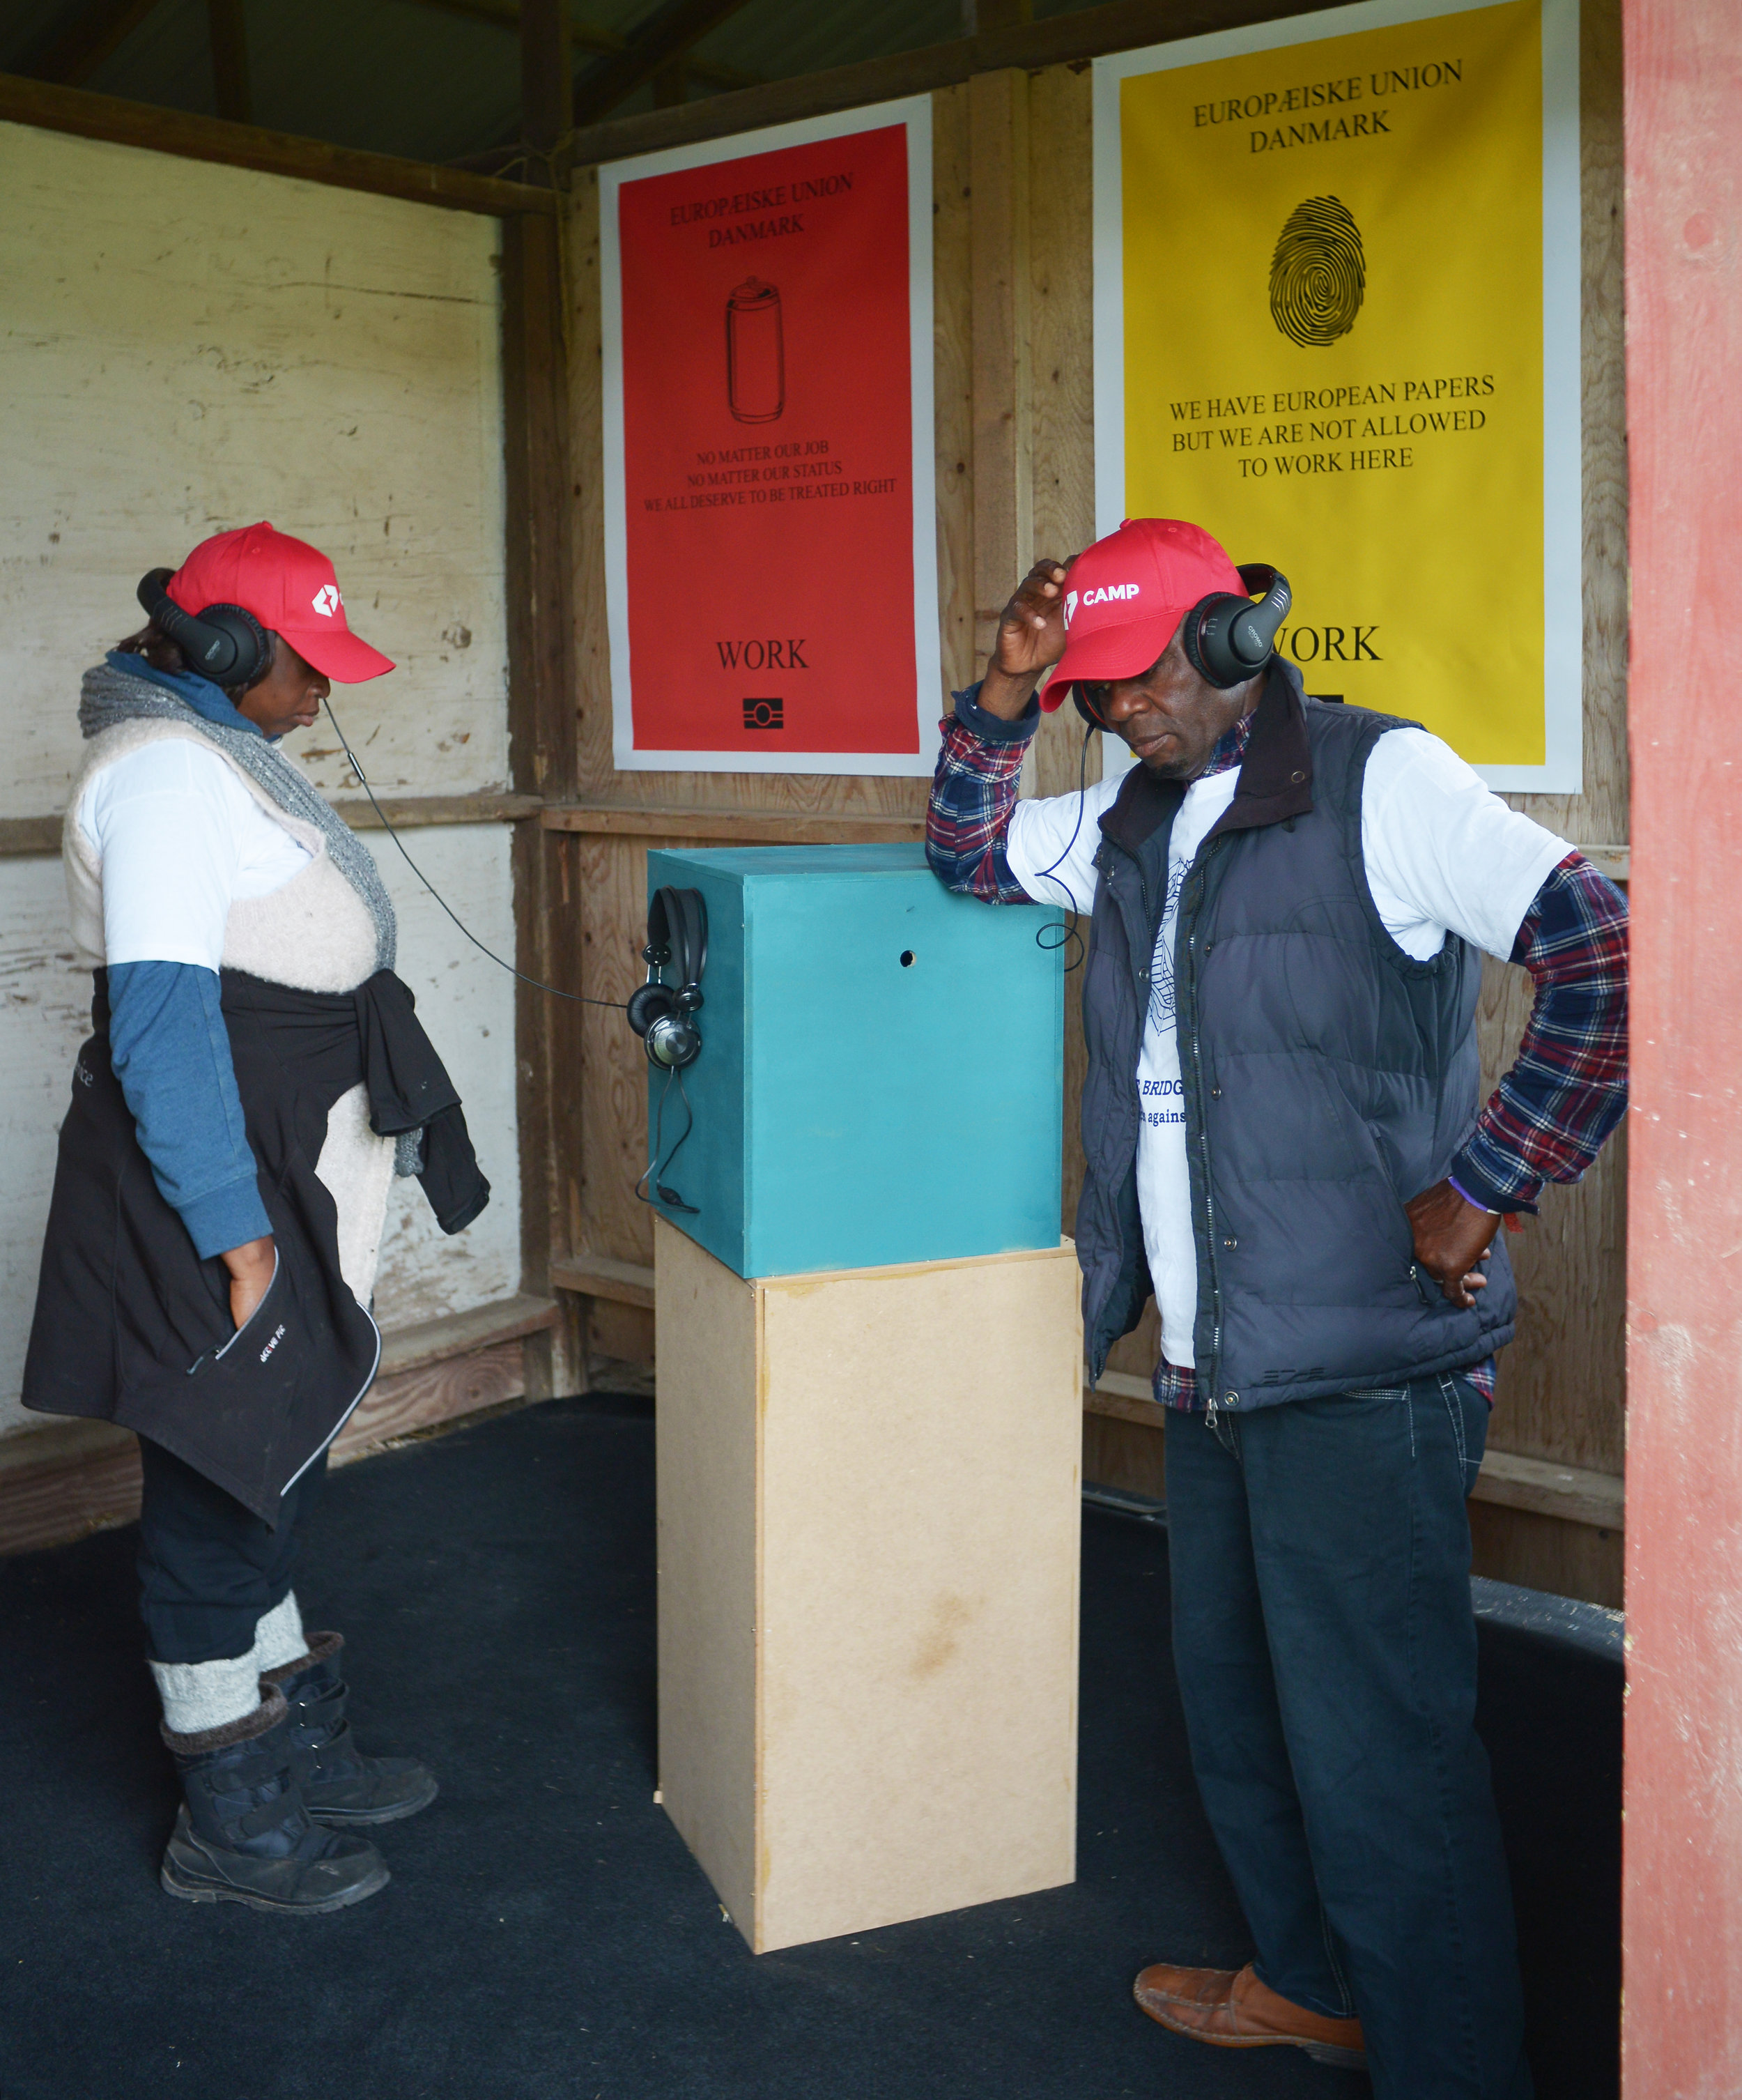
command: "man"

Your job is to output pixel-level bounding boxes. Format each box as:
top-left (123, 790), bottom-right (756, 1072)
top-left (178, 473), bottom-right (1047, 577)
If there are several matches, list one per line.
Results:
top-left (927, 518), bottom-right (1626, 2096)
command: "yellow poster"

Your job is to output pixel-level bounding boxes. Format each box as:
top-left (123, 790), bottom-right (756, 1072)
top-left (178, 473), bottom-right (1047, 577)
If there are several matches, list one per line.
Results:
top-left (1095, 0), bottom-right (1581, 788)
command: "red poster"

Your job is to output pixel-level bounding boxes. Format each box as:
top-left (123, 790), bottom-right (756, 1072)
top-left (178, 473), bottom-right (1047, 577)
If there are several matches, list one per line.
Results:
top-left (602, 104), bottom-right (938, 773)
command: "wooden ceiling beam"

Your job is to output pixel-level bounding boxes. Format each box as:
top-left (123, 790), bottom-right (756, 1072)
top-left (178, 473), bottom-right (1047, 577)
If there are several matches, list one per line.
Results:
top-left (521, 0), bottom-right (571, 156)
top-left (22, 0), bottom-right (163, 87)
top-left (569, 0), bottom-right (760, 125)
top-left (206, 0), bottom-right (250, 125)
top-left (410, 0), bottom-right (622, 59)
top-left (399, 0), bottom-right (760, 93)
top-left (0, 70), bottom-right (560, 215)
top-left (562, 0), bottom-right (1328, 168)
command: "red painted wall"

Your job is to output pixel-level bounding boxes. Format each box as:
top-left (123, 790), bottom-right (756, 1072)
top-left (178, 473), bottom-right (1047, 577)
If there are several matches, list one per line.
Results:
top-left (1622, 3), bottom-right (1742, 2092)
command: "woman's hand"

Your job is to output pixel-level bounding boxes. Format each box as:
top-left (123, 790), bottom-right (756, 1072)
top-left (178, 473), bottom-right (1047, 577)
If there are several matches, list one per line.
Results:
top-left (222, 1235), bottom-right (277, 1330)
top-left (1404, 1181), bottom-right (1500, 1308)
top-left (979, 558), bottom-right (1074, 719)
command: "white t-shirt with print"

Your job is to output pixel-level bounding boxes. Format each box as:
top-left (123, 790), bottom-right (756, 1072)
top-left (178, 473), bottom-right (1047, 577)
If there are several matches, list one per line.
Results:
top-left (1003, 725), bottom-right (1571, 1372)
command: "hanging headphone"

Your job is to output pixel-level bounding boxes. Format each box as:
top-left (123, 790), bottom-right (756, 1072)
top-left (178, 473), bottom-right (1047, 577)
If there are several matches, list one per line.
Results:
top-left (136, 568), bottom-right (272, 690)
top-left (627, 887), bottom-right (708, 1070)
top-left (1073, 564), bottom-right (1292, 726)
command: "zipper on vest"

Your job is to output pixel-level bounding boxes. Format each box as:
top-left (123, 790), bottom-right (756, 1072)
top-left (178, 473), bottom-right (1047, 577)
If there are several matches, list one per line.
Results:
top-left (1181, 843), bottom-right (1228, 1401)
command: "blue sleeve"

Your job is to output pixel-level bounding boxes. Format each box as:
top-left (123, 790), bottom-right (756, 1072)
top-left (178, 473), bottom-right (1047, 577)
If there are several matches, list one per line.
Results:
top-left (107, 960), bottom-right (272, 1259)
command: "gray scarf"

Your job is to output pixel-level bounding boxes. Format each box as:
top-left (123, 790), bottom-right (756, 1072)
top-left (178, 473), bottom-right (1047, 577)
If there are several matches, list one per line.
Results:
top-left (79, 661), bottom-right (398, 972)
top-left (79, 661), bottom-right (424, 1174)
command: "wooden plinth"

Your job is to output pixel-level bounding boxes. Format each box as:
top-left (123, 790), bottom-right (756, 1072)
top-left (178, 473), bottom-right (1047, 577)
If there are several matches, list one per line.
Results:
top-left (654, 1217), bottom-right (1083, 1954)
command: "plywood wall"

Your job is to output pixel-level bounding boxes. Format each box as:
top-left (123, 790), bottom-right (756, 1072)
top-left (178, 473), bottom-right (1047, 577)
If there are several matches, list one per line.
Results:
top-left (563, 11), bottom-right (1628, 1602)
top-left (1058, 6), bottom-right (1628, 1604)
top-left (558, 91), bottom-right (973, 1373)
top-left (0, 121), bottom-right (519, 1440)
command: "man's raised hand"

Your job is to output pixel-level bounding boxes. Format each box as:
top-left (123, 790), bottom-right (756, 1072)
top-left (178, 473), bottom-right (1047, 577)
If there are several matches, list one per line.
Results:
top-left (979, 559), bottom-right (1073, 719)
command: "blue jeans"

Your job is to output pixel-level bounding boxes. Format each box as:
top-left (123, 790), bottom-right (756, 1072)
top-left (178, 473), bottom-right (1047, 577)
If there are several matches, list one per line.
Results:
top-left (1163, 1376), bottom-right (1532, 2099)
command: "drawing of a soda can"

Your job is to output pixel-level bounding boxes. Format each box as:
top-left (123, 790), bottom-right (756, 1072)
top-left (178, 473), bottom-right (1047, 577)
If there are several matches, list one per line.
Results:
top-left (726, 277), bottom-right (784, 423)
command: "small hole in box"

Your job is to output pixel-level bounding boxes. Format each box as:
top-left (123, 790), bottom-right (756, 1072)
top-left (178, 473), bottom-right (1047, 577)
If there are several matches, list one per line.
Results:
top-left (899, 950), bottom-right (916, 967)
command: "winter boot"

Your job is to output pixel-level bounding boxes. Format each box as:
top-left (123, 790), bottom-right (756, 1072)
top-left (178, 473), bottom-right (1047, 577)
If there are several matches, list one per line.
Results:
top-left (161, 1688), bottom-right (390, 1913)
top-left (261, 1632), bottom-right (438, 1827)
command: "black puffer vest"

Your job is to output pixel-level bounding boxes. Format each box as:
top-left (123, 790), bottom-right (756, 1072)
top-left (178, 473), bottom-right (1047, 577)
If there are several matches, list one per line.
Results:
top-left (1077, 661), bottom-right (1516, 1411)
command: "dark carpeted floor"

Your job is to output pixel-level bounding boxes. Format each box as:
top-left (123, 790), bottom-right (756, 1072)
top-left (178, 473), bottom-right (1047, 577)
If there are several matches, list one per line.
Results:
top-left (0, 1395), bottom-right (1618, 2100)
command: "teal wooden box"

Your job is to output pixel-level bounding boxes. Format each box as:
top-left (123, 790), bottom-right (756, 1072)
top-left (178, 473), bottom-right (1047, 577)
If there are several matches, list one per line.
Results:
top-left (645, 844), bottom-right (1064, 1280)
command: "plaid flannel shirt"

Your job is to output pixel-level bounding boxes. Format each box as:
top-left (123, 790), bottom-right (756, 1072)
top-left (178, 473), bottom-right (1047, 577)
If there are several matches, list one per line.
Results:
top-left (926, 689), bottom-right (1630, 1411)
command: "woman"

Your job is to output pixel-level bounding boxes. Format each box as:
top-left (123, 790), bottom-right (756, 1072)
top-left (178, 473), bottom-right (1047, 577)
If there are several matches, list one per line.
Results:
top-left (24, 521), bottom-right (489, 1915)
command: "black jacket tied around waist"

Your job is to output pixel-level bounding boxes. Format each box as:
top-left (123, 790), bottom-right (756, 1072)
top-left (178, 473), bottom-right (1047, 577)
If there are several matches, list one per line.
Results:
top-left (22, 968), bottom-right (489, 1522)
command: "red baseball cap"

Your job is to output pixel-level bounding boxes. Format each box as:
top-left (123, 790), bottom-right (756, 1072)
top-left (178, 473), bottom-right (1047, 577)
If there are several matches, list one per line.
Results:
top-left (1037, 518), bottom-right (1244, 711)
top-left (167, 521), bottom-right (395, 682)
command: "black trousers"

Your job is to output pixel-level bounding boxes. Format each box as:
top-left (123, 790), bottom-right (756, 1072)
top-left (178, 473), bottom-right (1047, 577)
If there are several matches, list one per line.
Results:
top-left (1164, 1377), bottom-right (1530, 2100)
top-left (136, 1436), bottom-right (327, 1664)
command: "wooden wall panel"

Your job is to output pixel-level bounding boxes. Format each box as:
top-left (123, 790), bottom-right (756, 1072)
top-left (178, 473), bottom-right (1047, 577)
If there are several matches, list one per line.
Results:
top-left (1468, 1497), bottom-right (1621, 1613)
top-left (371, 825), bottom-right (523, 1334)
top-left (560, 24), bottom-right (1631, 1605)
top-left (1016, 13), bottom-right (1630, 1604)
top-left (0, 123), bottom-right (522, 1443)
top-left (1026, 61), bottom-right (1098, 808)
top-left (1474, 0), bottom-right (1628, 1496)
top-left (1084, 1413), bottom-right (1168, 1503)
top-left (502, 205), bottom-right (584, 1396)
top-left (933, 84), bottom-right (977, 703)
top-left (0, 121), bottom-right (510, 815)
top-left (969, 68), bottom-right (1033, 680)
top-left (577, 834), bottom-right (657, 1271)
top-left (560, 86), bottom-right (982, 1377)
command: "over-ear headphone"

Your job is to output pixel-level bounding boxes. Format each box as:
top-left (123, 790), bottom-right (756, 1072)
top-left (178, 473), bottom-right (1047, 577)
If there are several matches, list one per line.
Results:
top-left (136, 568), bottom-right (272, 690)
top-left (627, 887), bottom-right (708, 1070)
top-left (1073, 564), bottom-right (1292, 726)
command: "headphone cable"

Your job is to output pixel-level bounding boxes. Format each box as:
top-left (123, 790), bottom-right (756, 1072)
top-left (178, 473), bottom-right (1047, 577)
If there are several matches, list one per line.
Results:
top-left (322, 696), bottom-right (627, 1012)
top-left (635, 1065), bottom-right (697, 1214)
top-left (1030, 719), bottom-right (1095, 972)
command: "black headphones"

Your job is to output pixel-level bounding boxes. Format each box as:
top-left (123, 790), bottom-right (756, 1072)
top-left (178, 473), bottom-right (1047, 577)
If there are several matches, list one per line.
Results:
top-left (1073, 564), bottom-right (1292, 727)
top-left (627, 887), bottom-right (708, 1071)
top-left (136, 568), bottom-right (273, 690)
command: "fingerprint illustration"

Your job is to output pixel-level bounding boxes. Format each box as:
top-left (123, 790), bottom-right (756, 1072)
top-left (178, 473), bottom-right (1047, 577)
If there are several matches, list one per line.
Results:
top-left (1269, 196), bottom-right (1366, 348)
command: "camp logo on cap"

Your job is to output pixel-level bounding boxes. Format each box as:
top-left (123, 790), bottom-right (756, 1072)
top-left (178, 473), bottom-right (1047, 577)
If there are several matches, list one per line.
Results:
top-left (1035, 518), bottom-right (1244, 712)
top-left (165, 522), bottom-right (396, 683)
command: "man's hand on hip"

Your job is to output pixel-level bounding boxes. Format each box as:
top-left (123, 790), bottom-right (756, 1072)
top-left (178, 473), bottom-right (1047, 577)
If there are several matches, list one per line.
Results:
top-left (979, 558), bottom-right (1074, 719)
top-left (1405, 1181), bottom-right (1500, 1308)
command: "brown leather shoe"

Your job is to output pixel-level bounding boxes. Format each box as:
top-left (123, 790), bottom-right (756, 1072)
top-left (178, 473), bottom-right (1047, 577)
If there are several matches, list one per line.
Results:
top-left (1133, 1960), bottom-right (1366, 2069)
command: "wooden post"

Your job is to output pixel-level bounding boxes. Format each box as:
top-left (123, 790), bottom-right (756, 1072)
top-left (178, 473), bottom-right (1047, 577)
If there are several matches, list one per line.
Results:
top-left (502, 208), bottom-right (584, 1395)
top-left (206, 0), bottom-right (249, 125)
top-left (1621, 0), bottom-right (1742, 2089)
top-left (968, 68), bottom-right (1031, 682)
top-left (520, 0), bottom-right (572, 167)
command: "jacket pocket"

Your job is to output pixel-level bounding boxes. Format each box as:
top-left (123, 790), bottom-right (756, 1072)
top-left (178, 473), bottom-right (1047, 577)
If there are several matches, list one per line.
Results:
top-left (187, 1247), bottom-right (284, 1374)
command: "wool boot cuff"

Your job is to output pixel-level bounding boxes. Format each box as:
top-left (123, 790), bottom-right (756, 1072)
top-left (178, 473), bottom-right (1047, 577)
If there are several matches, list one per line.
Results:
top-left (158, 1683), bottom-right (286, 1754)
top-left (251, 1591), bottom-right (307, 1675)
top-left (261, 1629), bottom-right (341, 1689)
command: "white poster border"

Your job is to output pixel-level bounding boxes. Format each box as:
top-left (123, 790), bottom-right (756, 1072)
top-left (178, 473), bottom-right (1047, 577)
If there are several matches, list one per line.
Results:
top-left (1091, 0), bottom-right (1582, 794)
top-left (600, 95), bottom-right (939, 776)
